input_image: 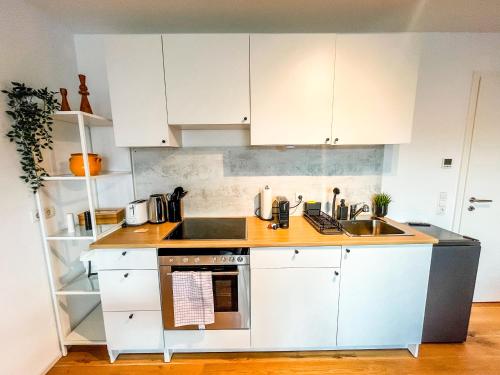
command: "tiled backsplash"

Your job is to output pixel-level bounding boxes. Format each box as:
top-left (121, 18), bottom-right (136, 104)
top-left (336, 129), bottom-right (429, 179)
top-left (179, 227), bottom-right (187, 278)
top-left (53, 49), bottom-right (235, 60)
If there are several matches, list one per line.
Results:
top-left (133, 146), bottom-right (384, 217)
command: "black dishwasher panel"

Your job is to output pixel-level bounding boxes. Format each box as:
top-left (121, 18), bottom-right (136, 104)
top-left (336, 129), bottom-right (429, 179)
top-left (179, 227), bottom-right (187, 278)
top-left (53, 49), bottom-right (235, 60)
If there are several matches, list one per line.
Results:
top-left (408, 223), bottom-right (481, 343)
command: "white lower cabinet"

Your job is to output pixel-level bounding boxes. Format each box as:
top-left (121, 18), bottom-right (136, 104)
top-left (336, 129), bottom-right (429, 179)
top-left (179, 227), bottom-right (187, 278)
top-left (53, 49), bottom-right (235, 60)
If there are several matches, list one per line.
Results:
top-left (93, 244), bottom-right (432, 362)
top-left (337, 245), bottom-right (432, 347)
top-left (93, 248), bottom-right (158, 270)
top-left (99, 270), bottom-right (161, 311)
top-left (251, 266), bottom-right (340, 349)
top-left (103, 311), bottom-right (163, 350)
top-left (164, 330), bottom-right (251, 350)
top-left (94, 248), bottom-right (164, 362)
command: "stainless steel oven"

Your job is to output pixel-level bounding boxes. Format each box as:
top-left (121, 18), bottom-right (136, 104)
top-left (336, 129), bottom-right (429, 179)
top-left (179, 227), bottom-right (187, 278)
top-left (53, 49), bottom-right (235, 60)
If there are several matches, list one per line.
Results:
top-left (159, 248), bottom-right (250, 330)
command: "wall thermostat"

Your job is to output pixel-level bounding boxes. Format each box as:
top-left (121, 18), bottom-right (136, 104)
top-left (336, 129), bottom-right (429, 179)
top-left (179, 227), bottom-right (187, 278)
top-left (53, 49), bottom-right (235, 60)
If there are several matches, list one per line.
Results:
top-left (442, 158), bottom-right (453, 168)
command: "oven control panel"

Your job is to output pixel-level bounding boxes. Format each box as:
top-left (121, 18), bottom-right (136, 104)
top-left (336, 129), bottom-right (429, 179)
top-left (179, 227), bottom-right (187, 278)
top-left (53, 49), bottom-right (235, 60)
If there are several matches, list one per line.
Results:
top-left (161, 254), bottom-right (249, 266)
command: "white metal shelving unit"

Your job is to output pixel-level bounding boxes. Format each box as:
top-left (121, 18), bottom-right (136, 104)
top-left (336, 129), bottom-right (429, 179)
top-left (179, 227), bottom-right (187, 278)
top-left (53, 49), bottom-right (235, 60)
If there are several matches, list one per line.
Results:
top-left (35, 111), bottom-right (131, 355)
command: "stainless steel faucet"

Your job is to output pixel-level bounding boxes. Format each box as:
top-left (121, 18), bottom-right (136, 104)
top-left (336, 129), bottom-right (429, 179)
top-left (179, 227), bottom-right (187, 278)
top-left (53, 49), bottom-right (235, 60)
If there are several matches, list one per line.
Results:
top-left (349, 202), bottom-right (370, 220)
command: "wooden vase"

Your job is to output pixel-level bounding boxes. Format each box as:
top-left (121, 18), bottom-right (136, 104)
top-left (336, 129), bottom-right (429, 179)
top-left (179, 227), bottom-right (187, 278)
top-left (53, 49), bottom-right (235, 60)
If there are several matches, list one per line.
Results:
top-left (78, 74), bottom-right (93, 114)
top-left (59, 88), bottom-right (71, 111)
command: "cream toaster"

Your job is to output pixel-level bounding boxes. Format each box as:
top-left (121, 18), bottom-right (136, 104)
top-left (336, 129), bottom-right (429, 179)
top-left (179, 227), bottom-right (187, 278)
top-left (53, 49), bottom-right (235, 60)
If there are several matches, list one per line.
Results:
top-left (125, 199), bottom-right (148, 226)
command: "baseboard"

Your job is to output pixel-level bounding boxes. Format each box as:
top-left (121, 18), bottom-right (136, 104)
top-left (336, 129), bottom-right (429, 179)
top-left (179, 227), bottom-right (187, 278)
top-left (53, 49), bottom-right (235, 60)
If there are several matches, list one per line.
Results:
top-left (41, 352), bottom-right (62, 375)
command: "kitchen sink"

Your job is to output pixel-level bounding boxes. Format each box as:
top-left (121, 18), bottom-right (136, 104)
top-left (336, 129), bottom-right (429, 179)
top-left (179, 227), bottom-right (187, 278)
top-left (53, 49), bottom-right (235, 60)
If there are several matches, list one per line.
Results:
top-left (340, 219), bottom-right (413, 237)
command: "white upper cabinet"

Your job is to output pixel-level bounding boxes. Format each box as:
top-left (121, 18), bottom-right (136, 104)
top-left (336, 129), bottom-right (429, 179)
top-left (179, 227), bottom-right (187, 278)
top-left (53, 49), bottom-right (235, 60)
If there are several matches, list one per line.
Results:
top-left (332, 33), bottom-right (420, 145)
top-left (250, 34), bottom-right (335, 145)
top-left (105, 35), bottom-right (179, 147)
top-left (163, 34), bottom-right (250, 126)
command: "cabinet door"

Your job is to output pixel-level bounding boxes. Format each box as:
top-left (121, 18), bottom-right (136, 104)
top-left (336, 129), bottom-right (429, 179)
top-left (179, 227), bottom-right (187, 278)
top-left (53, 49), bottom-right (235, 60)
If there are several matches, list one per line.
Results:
top-left (163, 34), bottom-right (250, 126)
top-left (104, 310), bottom-right (163, 350)
top-left (332, 34), bottom-right (420, 145)
top-left (105, 35), bottom-right (178, 147)
top-left (251, 268), bottom-right (340, 349)
top-left (337, 245), bottom-right (432, 347)
top-left (250, 34), bottom-right (335, 145)
top-left (99, 270), bottom-right (161, 312)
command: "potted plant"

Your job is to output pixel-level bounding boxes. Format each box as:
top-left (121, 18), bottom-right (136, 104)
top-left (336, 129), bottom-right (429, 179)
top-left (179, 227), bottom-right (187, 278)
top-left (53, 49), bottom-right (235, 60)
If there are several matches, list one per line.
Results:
top-left (2, 82), bottom-right (59, 193)
top-left (373, 192), bottom-right (392, 218)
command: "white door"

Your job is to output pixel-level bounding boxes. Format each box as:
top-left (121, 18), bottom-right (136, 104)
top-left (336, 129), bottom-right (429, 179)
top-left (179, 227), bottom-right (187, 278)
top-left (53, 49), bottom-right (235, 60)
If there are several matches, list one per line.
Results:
top-left (459, 73), bottom-right (500, 301)
top-left (332, 34), bottom-right (420, 145)
top-left (250, 34), bottom-right (335, 145)
top-left (337, 245), bottom-right (431, 347)
top-left (251, 268), bottom-right (340, 349)
top-left (163, 34), bottom-right (250, 126)
top-left (105, 35), bottom-right (179, 147)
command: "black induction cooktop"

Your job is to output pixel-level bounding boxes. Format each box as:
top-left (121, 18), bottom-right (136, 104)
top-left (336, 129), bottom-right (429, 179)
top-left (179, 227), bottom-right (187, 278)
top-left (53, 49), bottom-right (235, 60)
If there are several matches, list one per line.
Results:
top-left (164, 218), bottom-right (247, 240)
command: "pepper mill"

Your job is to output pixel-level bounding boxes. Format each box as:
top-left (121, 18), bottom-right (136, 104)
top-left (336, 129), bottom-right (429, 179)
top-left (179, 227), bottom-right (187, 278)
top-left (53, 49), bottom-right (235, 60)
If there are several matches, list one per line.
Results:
top-left (78, 74), bottom-right (93, 114)
top-left (59, 88), bottom-right (71, 111)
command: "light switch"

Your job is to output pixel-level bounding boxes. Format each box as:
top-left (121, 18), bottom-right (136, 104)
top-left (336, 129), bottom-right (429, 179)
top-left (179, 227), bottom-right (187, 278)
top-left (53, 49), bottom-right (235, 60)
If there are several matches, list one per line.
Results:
top-left (436, 192), bottom-right (447, 215)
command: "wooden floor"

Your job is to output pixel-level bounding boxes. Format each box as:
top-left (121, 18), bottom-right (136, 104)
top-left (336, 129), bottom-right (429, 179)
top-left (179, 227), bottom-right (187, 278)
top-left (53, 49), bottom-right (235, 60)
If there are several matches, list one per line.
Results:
top-left (49, 303), bottom-right (500, 375)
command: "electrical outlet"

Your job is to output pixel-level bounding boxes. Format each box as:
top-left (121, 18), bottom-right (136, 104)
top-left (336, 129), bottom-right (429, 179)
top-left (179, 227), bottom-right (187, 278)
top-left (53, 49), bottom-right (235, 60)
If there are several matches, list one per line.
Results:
top-left (31, 210), bottom-right (40, 223)
top-left (31, 206), bottom-right (56, 223)
top-left (295, 192), bottom-right (304, 203)
top-left (45, 206), bottom-right (56, 219)
top-left (436, 206), bottom-right (446, 215)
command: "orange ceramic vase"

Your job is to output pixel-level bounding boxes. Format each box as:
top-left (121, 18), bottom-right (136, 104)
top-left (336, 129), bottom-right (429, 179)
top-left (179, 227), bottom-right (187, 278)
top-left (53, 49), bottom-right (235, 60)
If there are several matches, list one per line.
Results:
top-left (69, 153), bottom-right (102, 176)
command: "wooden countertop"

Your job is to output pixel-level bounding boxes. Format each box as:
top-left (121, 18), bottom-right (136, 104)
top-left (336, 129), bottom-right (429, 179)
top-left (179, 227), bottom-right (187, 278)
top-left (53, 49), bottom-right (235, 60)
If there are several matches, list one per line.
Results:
top-left (90, 216), bottom-right (438, 249)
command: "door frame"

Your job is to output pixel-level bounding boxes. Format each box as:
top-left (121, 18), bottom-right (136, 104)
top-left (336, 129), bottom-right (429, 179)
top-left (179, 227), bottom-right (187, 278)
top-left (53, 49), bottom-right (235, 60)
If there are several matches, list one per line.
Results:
top-left (452, 72), bottom-right (486, 232)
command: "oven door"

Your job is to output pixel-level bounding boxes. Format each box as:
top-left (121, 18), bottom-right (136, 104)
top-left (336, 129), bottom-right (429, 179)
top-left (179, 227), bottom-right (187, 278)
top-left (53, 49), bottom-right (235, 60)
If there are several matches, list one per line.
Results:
top-left (160, 264), bottom-right (250, 330)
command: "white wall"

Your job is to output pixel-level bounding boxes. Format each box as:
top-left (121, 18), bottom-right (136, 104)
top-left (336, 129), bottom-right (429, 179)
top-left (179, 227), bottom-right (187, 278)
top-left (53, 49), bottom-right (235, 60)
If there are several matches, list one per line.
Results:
top-left (74, 35), bottom-right (112, 119)
top-left (0, 1), bottom-right (78, 374)
top-left (382, 33), bottom-right (500, 230)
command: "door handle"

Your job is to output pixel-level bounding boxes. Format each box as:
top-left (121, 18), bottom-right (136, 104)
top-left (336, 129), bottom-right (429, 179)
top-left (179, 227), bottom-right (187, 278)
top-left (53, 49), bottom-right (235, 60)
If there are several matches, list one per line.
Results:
top-left (469, 197), bottom-right (493, 203)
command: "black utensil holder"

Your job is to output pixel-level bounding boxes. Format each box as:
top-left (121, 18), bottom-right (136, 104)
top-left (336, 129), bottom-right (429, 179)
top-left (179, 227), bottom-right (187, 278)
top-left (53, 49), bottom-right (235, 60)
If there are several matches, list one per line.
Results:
top-left (167, 200), bottom-right (182, 222)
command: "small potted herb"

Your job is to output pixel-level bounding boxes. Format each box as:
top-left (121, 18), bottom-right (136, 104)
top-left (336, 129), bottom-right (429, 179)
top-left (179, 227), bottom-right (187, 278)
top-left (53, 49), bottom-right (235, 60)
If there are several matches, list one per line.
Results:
top-left (373, 192), bottom-right (392, 218)
top-left (2, 82), bottom-right (59, 193)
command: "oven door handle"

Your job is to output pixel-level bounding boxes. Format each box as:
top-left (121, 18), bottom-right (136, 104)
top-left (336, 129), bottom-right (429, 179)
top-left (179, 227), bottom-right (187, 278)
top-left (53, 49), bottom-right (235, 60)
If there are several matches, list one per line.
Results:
top-left (165, 271), bottom-right (239, 276)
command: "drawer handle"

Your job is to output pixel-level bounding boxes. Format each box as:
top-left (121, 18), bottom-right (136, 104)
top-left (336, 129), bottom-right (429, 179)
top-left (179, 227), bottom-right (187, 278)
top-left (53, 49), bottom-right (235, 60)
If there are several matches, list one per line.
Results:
top-left (345, 249), bottom-right (351, 253)
top-left (335, 271), bottom-right (339, 276)
top-left (122, 251), bottom-right (127, 256)
top-left (129, 313), bottom-right (134, 319)
top-left (124, 273), bottom-right (129, 278)
top-left (294, 249), bottom-right (299, 255)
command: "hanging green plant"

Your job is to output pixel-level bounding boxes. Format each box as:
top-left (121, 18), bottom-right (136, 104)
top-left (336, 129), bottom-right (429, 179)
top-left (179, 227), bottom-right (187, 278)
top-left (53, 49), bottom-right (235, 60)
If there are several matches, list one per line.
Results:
top-left (2, 82), bottom-right (59, 193)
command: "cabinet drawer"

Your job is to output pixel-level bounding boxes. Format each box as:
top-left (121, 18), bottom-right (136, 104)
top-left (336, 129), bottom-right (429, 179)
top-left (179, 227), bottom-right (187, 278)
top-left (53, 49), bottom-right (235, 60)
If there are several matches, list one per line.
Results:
top-left (94, 248), bottom-right (157, 270)
top-left (251, 247), bottom-right (341, 269)
top-left (103, 310), bottom-right (163, 350)
top-left (99, 270), bottom-right (161, 311)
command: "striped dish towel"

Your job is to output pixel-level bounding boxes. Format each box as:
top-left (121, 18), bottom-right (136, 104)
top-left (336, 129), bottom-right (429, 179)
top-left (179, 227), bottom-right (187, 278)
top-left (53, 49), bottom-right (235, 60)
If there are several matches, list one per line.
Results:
top-left (172, 271), bottom-right (215, 327)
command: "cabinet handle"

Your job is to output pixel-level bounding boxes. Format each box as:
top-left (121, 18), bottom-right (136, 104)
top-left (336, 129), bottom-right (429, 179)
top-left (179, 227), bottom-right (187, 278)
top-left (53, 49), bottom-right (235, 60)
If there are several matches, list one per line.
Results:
top-left (243, 116), bottom-right (248, 121)
top-left (334, 271), bottom-right (339, 276)
top-left (122, 251), bottom-right (127, 256)
top-left (161, 139), bottom-right (166, 144)
top-left (124, 273), bottom-right (129, 278)
top-left (294, 249), bottom-right (299, 254)
top-left (129, 313), bottom-right (134, 319)
top-left (325, 137), bottom-right (330, 143)
top-left (345, 249), bottom-right (350, 253)
top-left (334, 138), bottom-right (339, 144)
